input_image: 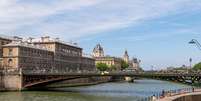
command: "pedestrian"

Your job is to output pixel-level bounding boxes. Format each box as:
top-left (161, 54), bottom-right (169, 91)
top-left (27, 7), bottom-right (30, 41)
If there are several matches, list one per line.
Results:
top-left (161, 89), bottom-right (165, 97)
top-left (192, 87), bottom-right (195, 92)
top-left (152, 94), bottom-right (157, 101)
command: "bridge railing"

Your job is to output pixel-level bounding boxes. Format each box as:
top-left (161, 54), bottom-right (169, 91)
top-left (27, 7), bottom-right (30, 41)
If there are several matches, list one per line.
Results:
top-left (21, 69), bottom-right (100, 74)
top-left (0, 68), bottom-right (201, 76)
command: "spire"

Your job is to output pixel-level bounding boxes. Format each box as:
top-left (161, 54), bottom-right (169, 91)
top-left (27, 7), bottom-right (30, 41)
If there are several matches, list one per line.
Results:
top-left (125, 50), bottom-right (128, 56)
top-left (92, 43), bottom-right (104, 57)
top-left (123, 49), bottom-right (129, 63)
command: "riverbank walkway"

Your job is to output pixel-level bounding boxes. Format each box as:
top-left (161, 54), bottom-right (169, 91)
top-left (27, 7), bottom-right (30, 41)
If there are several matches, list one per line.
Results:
top-left (156, 88), bottom-right (201, 101)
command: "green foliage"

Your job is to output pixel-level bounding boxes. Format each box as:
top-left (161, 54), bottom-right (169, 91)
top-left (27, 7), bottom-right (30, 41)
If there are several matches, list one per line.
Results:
top-left (109, 65), bottom-right (117, 71)
top-left (193, 62), bottom-right (201, 70)
top-left (96, 63), bottom-right (108, 71)
top-left (121, 60), bottom-right (129, 70)
top-left (138, 67), bottom-right (144, 71)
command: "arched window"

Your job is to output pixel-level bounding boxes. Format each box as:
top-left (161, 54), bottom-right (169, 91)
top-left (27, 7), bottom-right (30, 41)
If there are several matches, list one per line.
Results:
top-left (8, 59), bottom-right (13, 67)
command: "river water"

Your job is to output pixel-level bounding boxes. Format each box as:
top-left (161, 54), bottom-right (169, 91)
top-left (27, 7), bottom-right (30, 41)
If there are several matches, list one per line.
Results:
top-left (0, 79), bottom-right (191, 101)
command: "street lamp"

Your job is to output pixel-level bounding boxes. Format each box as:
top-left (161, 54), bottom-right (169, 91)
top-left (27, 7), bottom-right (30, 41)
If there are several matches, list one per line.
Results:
top-left (189, 58), bottom-right (192, 68)
top-left (188, 39), bottom-right (201, 73)
top-left (189, 39), bottom-right (201, 51)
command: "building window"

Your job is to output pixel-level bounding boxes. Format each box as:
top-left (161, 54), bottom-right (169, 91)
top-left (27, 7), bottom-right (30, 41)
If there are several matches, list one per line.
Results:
top-left (8, 48), bottom-right (13, 56)
top-left (8, 59), bottom-right (13, 67)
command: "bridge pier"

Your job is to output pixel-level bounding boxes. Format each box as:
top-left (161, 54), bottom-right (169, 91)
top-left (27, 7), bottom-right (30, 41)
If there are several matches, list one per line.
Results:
top-left (125, 76), bottom-right (134, 82)
top-left (0, 70), bottom-right (23, 91)
top-left (3, 74), bottom-right (23, 91)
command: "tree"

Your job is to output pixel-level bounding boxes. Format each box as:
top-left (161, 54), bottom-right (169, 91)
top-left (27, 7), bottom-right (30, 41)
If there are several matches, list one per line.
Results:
top-left (121, 60), bottom-right (129, 70)
top-left (193, 62), bottom-right (201, 70)
top-left (96, 63), bottom-right (108, 71)
top-left (109, 65), bottom-right (117, 71)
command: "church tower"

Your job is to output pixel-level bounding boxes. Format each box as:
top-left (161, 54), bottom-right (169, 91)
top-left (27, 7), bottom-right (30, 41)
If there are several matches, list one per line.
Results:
top-left (123, 50), bottom-right (129, 63)
top-left (92, 44), bottom-right (104, 57)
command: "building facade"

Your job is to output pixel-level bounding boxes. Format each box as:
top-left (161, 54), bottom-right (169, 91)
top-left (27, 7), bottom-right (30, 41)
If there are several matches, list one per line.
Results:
top-left (123, 50), bottom-right (141, 71)
top-left (0, 36), bottom-right (13, 67)
top-left (0, 37), bottom-right (12, 57)
top-left (132, 58), bottom-right (140, 70)
top-left (92, 44), bottom-right (104, 57)
top-left (95, 57), bottom-right (122, 71)
top-left (92, 44), bottom-right (141, 71)
top-left (92, 44), bottom-right (122, 71)
top-left (31, 36), bottom-right (84, 72)
top-left (123, 50), bottom-right (129, 63)
top-left (2, 42), bottom-right (54, 71)
top-left (1, 36), bottom-right (95, 72)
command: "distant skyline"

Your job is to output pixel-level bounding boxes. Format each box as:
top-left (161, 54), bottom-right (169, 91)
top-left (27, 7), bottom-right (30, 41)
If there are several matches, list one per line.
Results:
top-left (1, 0), bottom-right (201, 70)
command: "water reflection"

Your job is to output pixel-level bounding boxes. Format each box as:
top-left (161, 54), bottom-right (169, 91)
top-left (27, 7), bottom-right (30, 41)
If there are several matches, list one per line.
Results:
top-left (0, 79), bottom-right (191, 101)
top-left (54, 79), bottom-right (191, 97)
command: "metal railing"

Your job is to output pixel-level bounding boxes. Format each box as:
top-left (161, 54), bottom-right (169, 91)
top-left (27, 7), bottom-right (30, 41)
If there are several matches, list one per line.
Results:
top-left (1, 68), bottom-right (201, 77)
top-left (138, 87), bottom-right (201, 101)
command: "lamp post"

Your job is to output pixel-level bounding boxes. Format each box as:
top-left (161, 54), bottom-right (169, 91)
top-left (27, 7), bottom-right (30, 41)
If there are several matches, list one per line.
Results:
top-left (189, 58), bottom-right (192, 68)
top-left (188, 39), bottom-right (201, 73)
top-left (188, 58), bottom-right (192, 73)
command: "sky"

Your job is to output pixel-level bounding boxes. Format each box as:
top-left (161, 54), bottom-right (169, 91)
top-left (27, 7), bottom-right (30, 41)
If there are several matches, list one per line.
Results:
top-left (1, 0), bottom-right (201, 70)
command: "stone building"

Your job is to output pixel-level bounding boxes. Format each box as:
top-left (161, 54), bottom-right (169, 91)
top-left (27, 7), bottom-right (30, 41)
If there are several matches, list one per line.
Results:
top-left (132, 58), bottom-right (140, 70)
top-left (92, 44), bottom-right (104, 57)
top-left (2, 41), bottom-right (54, 71)
top-left (81, 57), bottom-right (96, 72)
top-left (92, 44), bottom-right (122, 71)
top-left (123, 50), bottom-right (129, 63)
top-left (123, 50), bottom-right (141, 71)
top-left (1, 36), bottom-right (95, 72)
top-left (0, 37), bottom-right (12, 57)
top-left (0, 36), bottom-right (13, 67)
top-left (31, 36), bottom-right (84, 72)
top-left (92, 44), bottom-right (141, 71)
top-left (95, 57), bottom-right (122, 71)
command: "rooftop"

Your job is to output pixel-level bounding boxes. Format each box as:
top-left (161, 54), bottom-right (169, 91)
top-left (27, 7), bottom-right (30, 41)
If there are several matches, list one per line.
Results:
top-left (29, 36), bottom-right (81, 49)
top-left (93, 44), bottom-right (104, 52)
top-left (82, 53), bottom-right (93, 58)
top-left (3, 41), bottom-right (51, 51)
top-left (95, 56), bottom-right (122, 60)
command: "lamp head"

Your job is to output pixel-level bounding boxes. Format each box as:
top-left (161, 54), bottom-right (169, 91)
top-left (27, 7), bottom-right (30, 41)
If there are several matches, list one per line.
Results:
top-left (189, 39), bottom-right (196, 44)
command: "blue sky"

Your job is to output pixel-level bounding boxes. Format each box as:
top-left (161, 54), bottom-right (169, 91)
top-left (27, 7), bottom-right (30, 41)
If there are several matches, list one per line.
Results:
top-left (1, 0), bottom-right (201, 70)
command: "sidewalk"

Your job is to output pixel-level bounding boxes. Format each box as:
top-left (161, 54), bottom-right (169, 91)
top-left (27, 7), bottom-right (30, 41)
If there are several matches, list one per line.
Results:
top-left (157, 89), bottom-right (201, 101)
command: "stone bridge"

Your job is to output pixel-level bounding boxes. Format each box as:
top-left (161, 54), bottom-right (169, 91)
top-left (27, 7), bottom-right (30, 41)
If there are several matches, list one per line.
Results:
top-left (0, 69), bottom-right (201, 91)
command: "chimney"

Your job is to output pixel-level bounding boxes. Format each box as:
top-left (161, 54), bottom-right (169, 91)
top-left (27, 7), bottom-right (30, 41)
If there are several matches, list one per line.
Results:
top-left (28, 37), bottom-right (34, 43)
top-left (55, 37), bottom-right (60, 41)
top-left (41, 36), bottom-right (50, 42)
top-left (13, 36), bottom-right (23, 42)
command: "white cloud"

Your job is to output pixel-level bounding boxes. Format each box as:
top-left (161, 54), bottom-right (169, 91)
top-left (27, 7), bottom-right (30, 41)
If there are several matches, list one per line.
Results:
top-left (0, 0), bottom-right (104, 32)
top-left (0, 0), bottom-right (201, 40)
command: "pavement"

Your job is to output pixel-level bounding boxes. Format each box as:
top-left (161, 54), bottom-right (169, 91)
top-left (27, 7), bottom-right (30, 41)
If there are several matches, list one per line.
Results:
top-left (157, 90), bottom-right (201, 101)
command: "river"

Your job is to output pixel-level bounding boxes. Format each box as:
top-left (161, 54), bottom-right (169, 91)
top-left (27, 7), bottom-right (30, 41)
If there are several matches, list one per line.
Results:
top-left (0, 79), bottom-right (192, 101)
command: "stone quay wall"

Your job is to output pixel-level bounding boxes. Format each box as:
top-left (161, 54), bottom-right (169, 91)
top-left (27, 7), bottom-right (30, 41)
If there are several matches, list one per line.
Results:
top-left (173, 94), bottom-right (201, 101)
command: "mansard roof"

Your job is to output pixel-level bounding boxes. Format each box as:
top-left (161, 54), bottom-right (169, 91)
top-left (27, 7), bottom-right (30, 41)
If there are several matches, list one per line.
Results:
top-left (93, 44), bottom-right (104, 52)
